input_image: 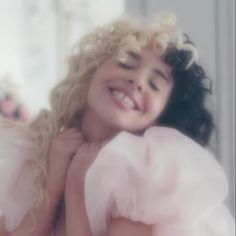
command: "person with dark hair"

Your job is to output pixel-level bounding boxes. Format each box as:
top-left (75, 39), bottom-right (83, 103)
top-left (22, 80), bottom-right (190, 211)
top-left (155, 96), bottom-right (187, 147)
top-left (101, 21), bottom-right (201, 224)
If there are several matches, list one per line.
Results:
top-left (160, 44), bottom-right (214, 146)
top-left (0, 13), bottom-right (234, 236)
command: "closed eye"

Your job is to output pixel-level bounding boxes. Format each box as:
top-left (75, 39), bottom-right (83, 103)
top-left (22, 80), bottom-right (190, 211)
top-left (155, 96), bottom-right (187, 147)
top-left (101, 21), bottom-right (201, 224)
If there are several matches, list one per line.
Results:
top-left (149, 80), bottom-right (160, 91)
top-left (118, 62), bottom-right (135, 69)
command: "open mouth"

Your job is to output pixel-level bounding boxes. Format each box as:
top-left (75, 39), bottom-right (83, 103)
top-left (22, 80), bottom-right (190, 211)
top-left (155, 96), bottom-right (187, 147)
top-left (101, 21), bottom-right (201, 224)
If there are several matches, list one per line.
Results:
top-left (108, 87), bottom-right (140, 111)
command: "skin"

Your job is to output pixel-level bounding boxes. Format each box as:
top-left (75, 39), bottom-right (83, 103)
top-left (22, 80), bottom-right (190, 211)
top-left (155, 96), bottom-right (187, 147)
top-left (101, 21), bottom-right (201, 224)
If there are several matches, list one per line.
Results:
top-left (64, 47), bottom-right (174, 235)
top-left (81, 47), bottom-right (173, 142)
top-left (2, 129), bottom-right (83, 236)
top-left (1, 47), bottom-right (173, 236)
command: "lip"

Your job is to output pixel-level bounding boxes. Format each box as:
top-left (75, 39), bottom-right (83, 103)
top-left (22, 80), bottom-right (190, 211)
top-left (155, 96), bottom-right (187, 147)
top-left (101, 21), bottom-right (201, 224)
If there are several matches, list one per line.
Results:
top-left (107, 86), bottom-right (141, 111)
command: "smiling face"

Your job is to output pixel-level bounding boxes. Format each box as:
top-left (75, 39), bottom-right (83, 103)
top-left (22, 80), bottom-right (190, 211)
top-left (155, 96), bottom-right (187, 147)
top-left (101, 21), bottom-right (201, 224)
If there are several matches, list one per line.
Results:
top-left (83, 47), bottom-right (174, 134)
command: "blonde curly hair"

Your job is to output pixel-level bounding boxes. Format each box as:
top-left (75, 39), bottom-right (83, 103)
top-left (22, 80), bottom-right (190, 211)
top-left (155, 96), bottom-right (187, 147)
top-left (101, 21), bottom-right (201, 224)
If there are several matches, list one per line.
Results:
top-left (2, 13), bottom-right (198, 205)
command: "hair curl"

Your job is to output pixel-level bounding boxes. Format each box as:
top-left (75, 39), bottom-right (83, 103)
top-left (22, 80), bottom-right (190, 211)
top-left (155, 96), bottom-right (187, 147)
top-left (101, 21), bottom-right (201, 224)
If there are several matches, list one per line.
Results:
top-left (158, 43), bottom-right (214, 146)
top-left (2, 13), bottom-right (214, 205)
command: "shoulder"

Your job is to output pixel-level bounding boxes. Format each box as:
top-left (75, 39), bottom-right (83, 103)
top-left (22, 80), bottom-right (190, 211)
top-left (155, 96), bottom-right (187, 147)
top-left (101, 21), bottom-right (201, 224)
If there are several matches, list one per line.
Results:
top-left (143, 126), bottom-right (200, 146)
top-left (0, 122), bottom-right (37, 232)
top-left (142, 126), bottom-right (219, 165)
top-left (85, 126), bottom-right (233, 236)
top-left (0, 122), bottom-right (35, 154)
top-left (115, 126), bottom-right (202, 149)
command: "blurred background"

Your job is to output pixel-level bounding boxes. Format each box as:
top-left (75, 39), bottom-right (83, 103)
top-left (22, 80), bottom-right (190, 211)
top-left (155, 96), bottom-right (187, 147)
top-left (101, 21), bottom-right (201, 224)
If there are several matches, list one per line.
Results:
top-left (0, 0), bottom-right (235, 216)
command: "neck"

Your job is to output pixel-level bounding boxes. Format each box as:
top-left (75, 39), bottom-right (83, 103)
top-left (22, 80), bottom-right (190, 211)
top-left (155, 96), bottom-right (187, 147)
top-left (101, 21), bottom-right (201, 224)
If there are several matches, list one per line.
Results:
top-left (79, 110), bottom-right (119, 142)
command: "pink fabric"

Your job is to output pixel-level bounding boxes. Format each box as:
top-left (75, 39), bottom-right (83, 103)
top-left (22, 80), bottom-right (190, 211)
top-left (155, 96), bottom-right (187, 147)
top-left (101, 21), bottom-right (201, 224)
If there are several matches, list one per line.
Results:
top-left (85, 127), bottom-right (235, 236)
top-left (0, 126), bottom-right (234, 235)
top-left (0, 126), bottom-right (36, 231)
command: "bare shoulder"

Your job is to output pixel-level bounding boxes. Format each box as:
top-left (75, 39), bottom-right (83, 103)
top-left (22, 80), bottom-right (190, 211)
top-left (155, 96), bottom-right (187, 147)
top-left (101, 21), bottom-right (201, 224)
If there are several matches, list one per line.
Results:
top-left (106, 217), bottom-right (152, 236)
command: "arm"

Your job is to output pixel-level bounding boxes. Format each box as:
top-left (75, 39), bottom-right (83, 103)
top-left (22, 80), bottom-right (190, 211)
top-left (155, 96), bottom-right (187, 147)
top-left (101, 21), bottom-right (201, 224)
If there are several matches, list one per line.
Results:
top-left (65, 141), bottom-right (152, 236)
top-left (65, 141), bottom-right (103, 236)
top-left (65, 186), bottom-right (153, 236)
top-left (106, 218), bottom-right (152, 236)
top-left (0, 128), bottom-right (83, 236)
top-left (65, 183), bottom-right (93, 236)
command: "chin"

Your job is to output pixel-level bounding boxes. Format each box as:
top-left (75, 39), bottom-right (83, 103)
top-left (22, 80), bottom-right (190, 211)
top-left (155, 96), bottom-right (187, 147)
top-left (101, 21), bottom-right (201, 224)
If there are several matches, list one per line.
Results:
top-left (106, 119), bottom-right (145, 134)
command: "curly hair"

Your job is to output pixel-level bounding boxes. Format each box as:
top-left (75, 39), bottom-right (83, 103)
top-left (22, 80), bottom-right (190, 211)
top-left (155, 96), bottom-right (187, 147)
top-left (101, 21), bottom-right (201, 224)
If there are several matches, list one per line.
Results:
top-left (0, 13), bottom-right (214, 205)
top-left (158, 39), bottom-right (214, 146)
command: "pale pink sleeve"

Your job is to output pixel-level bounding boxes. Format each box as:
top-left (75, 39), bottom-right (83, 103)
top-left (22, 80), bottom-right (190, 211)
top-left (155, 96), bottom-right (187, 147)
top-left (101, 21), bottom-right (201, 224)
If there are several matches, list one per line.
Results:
top-left (0, 127), bottom-right (36, 232)
top-left (84, 127), bottom-right (235, 236)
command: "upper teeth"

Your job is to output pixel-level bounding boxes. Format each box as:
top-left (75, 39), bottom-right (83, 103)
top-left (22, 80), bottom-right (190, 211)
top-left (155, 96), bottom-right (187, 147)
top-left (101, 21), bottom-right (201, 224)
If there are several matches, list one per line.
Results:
top-left (111, 90), bottom-right (135, 109)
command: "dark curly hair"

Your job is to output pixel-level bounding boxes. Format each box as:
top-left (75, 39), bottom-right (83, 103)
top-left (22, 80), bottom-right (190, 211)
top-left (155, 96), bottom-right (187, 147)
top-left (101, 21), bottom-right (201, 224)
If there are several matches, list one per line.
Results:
top-left (158, 36), bottom-right (214, 146)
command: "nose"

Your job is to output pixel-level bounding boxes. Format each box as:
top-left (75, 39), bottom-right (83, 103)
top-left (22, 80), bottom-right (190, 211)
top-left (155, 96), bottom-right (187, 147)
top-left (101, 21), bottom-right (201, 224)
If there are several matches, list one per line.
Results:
top-left (125, 74), bottom-right (146, 92)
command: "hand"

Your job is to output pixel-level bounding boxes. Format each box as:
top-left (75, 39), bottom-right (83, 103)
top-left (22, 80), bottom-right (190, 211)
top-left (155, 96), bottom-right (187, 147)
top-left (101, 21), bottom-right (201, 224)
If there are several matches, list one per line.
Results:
top-left (46, 128), bottom-right (84, 201)
top-left (66, 140), bottom-right (106, 190)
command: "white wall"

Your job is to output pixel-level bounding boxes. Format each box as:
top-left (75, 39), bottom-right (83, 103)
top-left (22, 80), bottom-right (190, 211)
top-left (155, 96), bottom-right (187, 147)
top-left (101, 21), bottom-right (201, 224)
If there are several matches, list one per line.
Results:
top-left (0, 0), bottom-right (125, 115)
top-left (0, 0), bottom-right (58, 114)
top-left (0, 0), bottom-right (24, 89)
top-left (56, 0), bottom-right (125, 79)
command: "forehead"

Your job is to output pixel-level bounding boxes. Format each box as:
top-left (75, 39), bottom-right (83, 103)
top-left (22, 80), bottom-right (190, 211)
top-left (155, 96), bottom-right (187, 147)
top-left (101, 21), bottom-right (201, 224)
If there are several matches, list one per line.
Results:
top-left (129, 47), bottom-right (171, 69)
top-left (124, 47), bottom-right (173, 81)
top-left (100, 47), bottom-right (172, 78)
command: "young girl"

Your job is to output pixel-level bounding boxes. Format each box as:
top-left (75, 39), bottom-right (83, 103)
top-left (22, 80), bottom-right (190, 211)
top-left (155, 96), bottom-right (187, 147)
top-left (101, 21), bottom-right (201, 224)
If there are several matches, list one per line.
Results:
top-left (0, 13), bottom-right (234, 236)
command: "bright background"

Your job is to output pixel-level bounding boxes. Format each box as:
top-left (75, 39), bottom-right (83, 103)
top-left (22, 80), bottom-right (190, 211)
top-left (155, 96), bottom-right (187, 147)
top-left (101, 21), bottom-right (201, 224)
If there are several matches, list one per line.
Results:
top-left (0, 0), bottom-right (235, 216)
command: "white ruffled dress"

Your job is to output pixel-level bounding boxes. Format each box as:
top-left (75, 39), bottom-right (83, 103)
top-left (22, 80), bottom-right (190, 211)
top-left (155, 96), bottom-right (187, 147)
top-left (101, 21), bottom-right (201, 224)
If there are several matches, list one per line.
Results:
top-left (0, 126), bottom-right (235, 235)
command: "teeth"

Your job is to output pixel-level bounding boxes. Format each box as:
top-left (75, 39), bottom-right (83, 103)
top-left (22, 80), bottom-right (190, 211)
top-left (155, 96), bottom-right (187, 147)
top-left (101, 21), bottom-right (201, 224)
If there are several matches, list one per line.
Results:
top-left (113, 90), bottom-right (125, 99)
top-left (124, 96), bottom-right (134, 109)
top-left (111, 90), bottom-right (135, 109)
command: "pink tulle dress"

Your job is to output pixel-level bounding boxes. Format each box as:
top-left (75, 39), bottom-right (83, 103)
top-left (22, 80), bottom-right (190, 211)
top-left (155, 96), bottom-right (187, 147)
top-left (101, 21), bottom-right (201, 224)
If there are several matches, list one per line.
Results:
top-left (0, 126), bottom-right (235, 235)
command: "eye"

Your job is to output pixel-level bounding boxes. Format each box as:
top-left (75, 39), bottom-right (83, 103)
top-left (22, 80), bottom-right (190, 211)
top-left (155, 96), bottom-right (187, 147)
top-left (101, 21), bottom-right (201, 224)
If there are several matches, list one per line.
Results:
top-left (149, 80), bottom-right (160, 91)
top-left (118, 61), bottom-right (135, 69)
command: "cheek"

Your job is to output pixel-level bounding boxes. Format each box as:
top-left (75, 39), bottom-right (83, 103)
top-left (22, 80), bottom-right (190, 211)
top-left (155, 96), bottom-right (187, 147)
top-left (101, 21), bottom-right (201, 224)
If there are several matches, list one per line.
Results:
top-left (86, 81), bottom-right (100, 108)
top-left (148, 94), bottom-right (169, 118)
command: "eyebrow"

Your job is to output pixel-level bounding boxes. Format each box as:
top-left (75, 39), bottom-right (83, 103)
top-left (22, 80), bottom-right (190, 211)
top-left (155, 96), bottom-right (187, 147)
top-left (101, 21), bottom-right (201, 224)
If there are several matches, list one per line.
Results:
top-left (128, 51), bottom-right (171, 82)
